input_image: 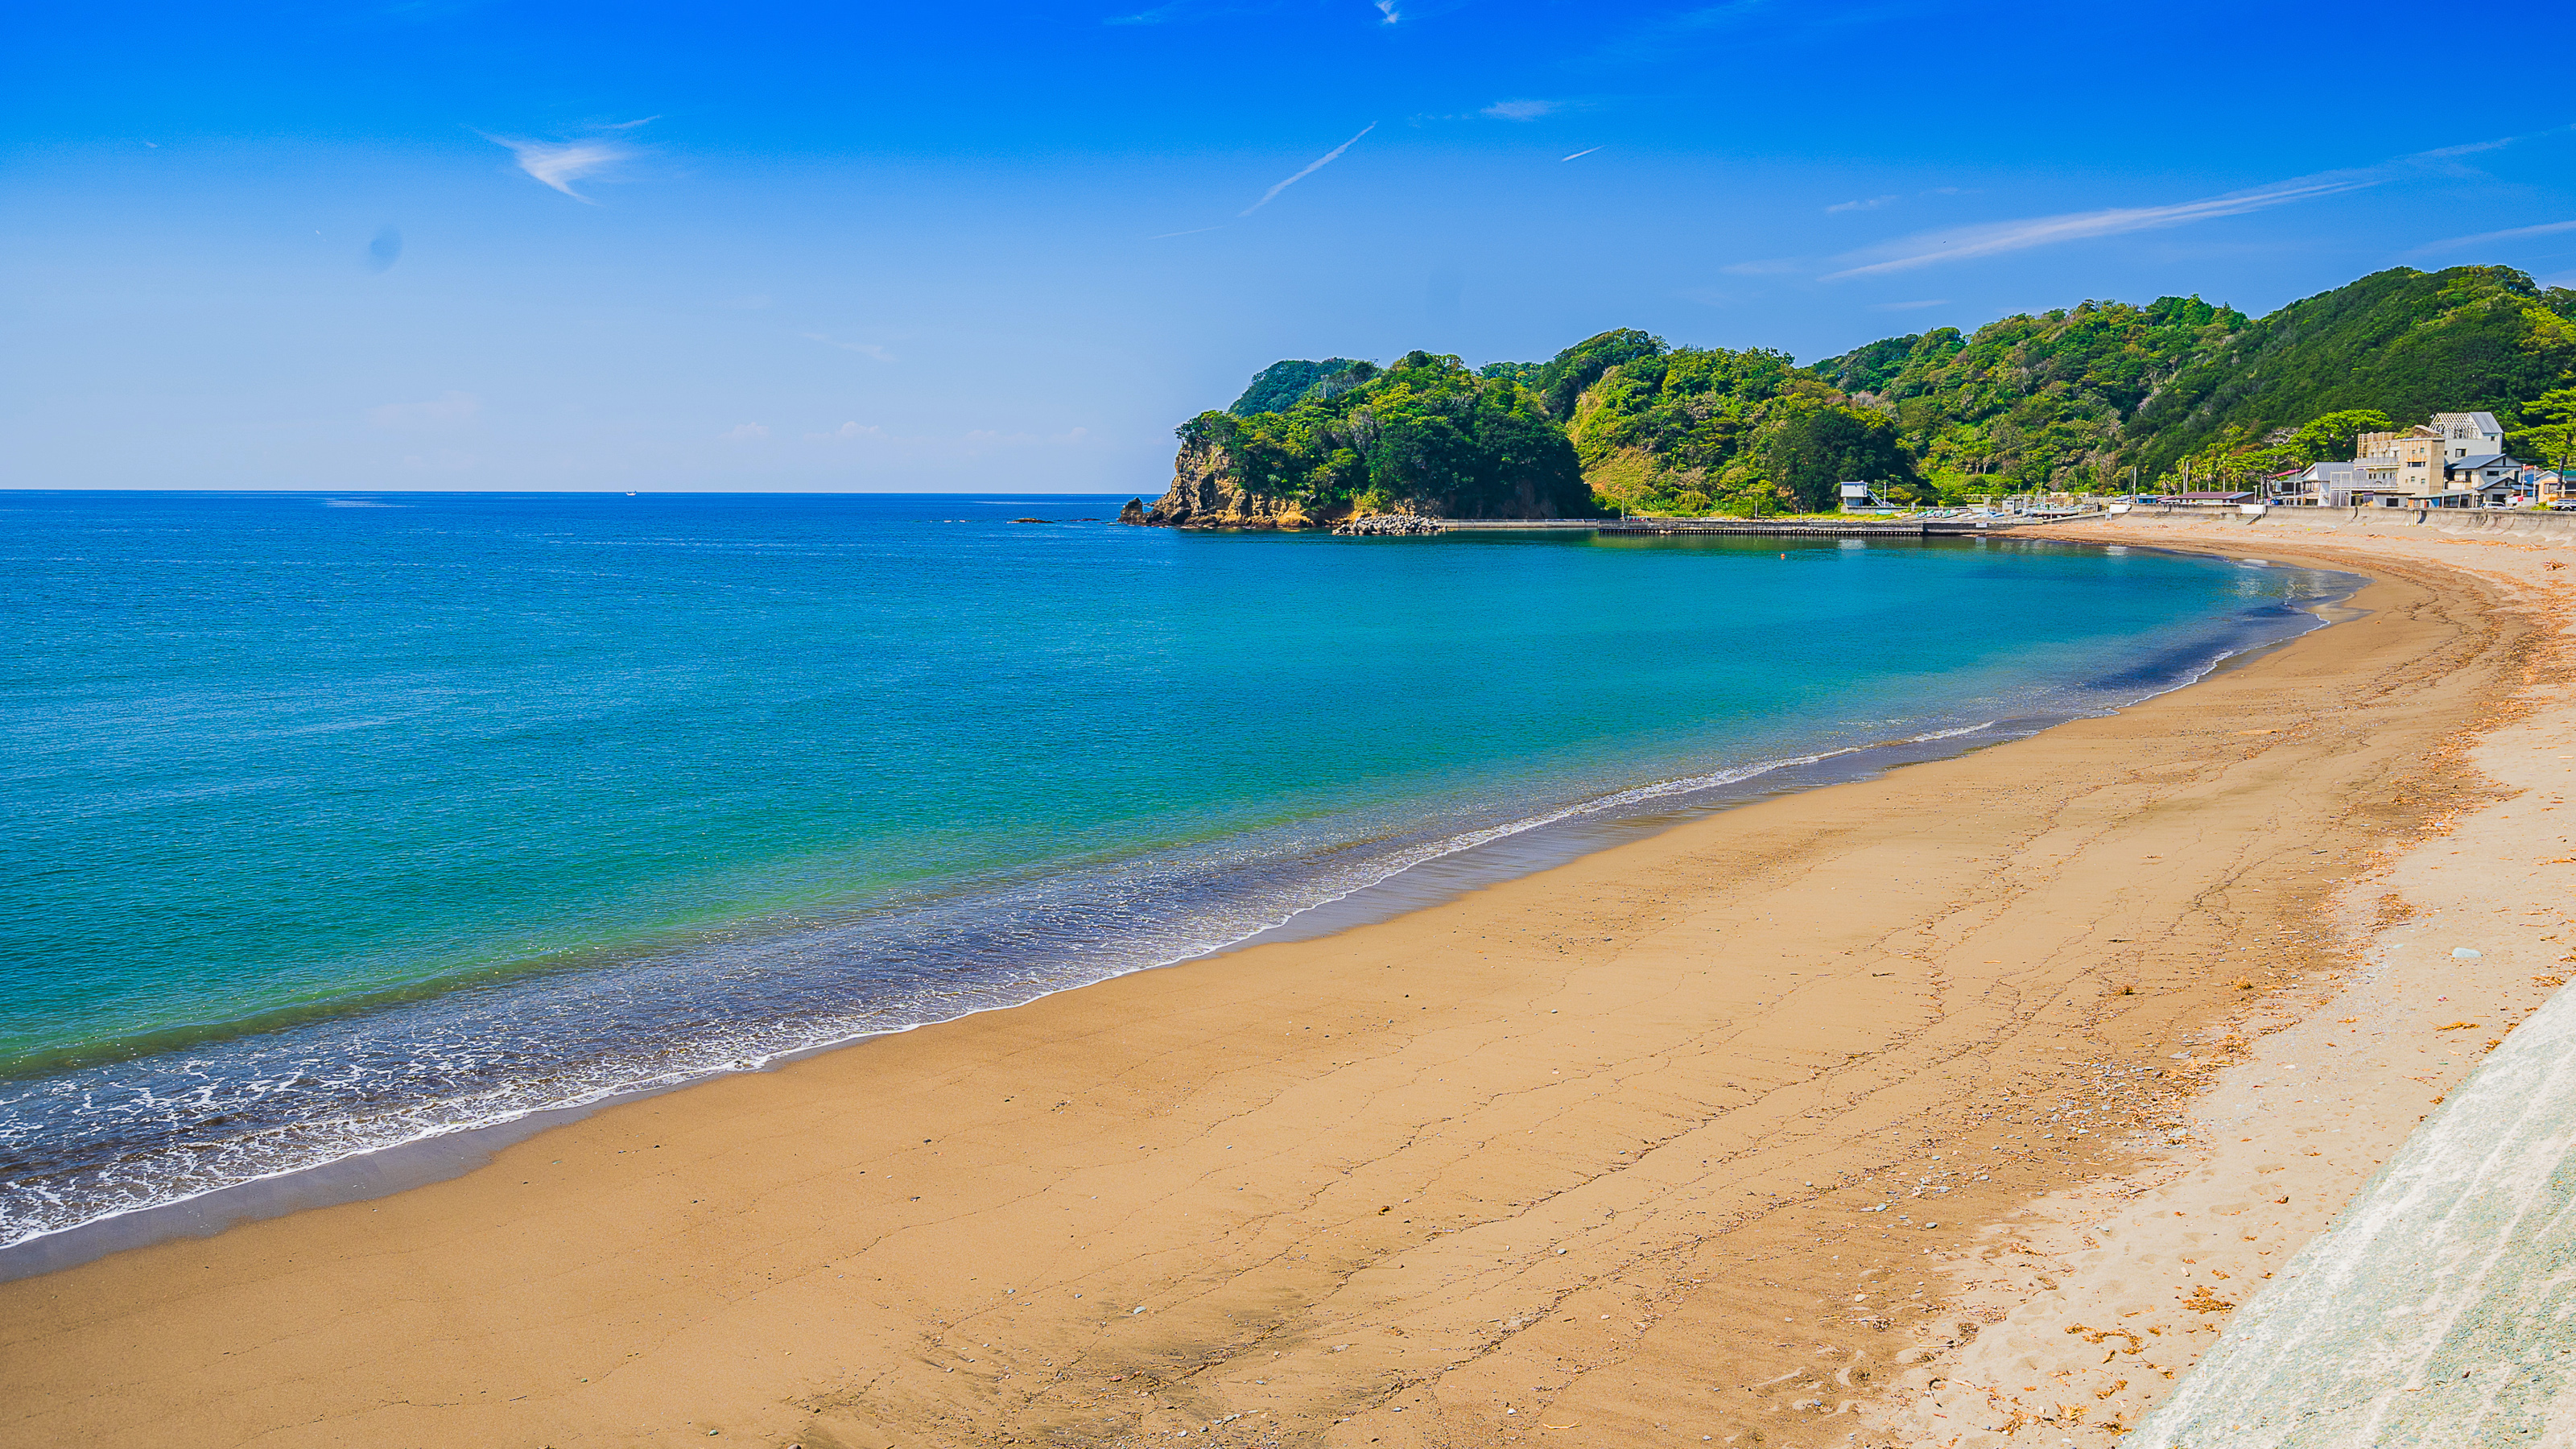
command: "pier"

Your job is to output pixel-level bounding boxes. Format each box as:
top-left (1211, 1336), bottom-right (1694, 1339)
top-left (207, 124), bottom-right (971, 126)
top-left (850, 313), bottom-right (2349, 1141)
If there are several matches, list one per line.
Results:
top-left (1423, 515), bottom-right (2091, 537)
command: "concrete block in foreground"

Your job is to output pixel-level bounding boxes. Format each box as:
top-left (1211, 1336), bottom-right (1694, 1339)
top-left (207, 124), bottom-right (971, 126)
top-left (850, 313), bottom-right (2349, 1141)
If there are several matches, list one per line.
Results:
top-left (2127, 982), bottom-right (2576, 1446)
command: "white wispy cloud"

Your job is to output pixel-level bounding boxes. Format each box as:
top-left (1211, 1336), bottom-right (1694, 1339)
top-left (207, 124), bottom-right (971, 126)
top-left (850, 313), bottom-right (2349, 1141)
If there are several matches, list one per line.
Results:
top-left (1871, 299), bottom-right (1949, 311)
top-left (1148, 224), bottom-right (1228, 239)
top-left (1827, 195), bottom-right (1897, 213)
top-left (805, 422), bottom-right (885, 442)
top-left (1817, 129), bottom-right (2566, 281)
top-left (1562, 146), bottom-right (1603, 162)
top-left (1242, 123), bottom-right (1376, 216)
top-left (1719, 258), bottom-right (1802, 275)
top-left (479, 123), bottom-right (650, 200)
top-left (720, 423), bottom-right (770, 442)
top-left (2408, 217), bottom-right (2576, 255)
top-left (1483, 99), bottom-right (1557, 121)
top-left (1374, 0), bottom-right (1400, 22)
top-left (1104, 0), bottom-right (1194, 23)
top-left (1821, 171), bottom-right (2381, 279)
top-left (801, 332), bottom-right (897, 361)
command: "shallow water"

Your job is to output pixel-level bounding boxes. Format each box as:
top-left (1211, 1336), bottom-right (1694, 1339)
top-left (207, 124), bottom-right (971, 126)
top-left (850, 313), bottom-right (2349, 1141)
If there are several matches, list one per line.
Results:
top-left (0, 492), bottom-right (2350, 1248)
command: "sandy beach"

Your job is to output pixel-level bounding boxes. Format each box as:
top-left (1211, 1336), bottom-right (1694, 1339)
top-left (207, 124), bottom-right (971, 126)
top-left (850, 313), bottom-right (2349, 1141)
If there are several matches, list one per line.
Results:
top-left (2, 519), bottom-right (2562, 1449)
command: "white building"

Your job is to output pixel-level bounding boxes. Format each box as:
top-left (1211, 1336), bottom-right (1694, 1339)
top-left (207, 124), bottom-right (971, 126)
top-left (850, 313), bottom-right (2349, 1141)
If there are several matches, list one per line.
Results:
top-left (2273, 411), bottom-right (2524, 508)
top-left (2433, 411), bottom-right (2506, 460)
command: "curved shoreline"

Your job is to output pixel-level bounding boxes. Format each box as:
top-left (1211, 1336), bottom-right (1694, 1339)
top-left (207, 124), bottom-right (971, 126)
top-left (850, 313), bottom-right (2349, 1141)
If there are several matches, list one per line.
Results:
top-left (0, 535), bottom-right (2520, 1449)
top-left (1864, 516), bottom-right (2571, 1446)
top-left (0, 547), bottom-right (2351, 1275)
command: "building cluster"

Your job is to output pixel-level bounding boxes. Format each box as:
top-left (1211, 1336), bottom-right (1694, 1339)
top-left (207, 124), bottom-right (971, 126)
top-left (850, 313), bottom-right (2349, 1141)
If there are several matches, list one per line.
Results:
top-left (2277, 413), bottom-right (2527, 508)
top-left (2150, 412), bottom-right (2567, 510)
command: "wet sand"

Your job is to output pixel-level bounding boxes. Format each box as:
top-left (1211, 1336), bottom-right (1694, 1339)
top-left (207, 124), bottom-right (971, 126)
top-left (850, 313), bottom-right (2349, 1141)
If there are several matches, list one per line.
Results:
top-left (0, 530), bottom-right (2537, 1449)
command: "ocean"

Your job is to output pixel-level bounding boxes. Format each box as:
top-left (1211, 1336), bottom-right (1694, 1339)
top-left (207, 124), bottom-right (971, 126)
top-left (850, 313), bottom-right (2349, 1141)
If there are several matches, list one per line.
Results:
top-left (0, 491), bottom-right (2351, 1253)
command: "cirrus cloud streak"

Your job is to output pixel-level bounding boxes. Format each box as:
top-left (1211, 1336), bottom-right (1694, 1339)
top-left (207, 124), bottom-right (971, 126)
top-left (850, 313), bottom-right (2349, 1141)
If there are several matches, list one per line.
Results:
top-left (2407, 217), bottom-right (2576, 256)
top-left (1822, 171), bottom-right (2380, 279)
top-left (1242, 123), bottom-right (1376, 215)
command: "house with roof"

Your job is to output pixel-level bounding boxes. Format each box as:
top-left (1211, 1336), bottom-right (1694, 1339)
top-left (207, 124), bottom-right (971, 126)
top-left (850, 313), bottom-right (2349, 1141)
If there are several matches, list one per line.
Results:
top-left (2275, 459), bottom-right (2404, 507)
top-left (2450, 451), bottom-right (2526, 506)
top-left (2272, 412), bottom-right (2525, 507)
top-left (2434, 411), bottom-right (2507, 460)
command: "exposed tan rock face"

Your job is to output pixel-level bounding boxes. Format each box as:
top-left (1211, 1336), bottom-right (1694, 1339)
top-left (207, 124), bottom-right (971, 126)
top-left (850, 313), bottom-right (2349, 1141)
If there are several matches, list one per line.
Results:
top-left (1129, 439), bottom-right (1592, 530)
top-left (1133, 440), bottom-right (1348, 530)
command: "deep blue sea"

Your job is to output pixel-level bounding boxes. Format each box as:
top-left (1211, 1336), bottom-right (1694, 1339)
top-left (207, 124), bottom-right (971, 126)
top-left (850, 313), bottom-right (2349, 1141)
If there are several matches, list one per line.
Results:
top-left (0, 492), bottom-right (2350, 1250)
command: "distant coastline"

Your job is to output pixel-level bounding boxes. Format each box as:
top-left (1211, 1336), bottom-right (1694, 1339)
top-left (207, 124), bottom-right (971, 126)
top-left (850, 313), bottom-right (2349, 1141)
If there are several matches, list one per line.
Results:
top-left (1132, 264), bottom-right (2576, 533)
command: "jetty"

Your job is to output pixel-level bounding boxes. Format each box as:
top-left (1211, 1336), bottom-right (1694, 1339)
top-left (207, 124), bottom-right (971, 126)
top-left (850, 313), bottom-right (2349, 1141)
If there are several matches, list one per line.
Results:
top-left (1421, 514), bottom-right (2094, 537)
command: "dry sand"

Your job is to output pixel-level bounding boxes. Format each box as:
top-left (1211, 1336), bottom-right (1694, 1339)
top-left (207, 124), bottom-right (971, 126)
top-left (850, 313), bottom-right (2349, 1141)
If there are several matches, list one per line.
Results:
top-left (0, 519), bottom-right (2558, 1449)
top-left (1864, 516), bottom-right (2576, 1446)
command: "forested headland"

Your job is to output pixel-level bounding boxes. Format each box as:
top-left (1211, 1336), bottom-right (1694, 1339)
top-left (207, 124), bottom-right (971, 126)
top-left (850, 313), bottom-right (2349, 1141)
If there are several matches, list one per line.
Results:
top-left (1141, 264), bottom-right (2576, 525)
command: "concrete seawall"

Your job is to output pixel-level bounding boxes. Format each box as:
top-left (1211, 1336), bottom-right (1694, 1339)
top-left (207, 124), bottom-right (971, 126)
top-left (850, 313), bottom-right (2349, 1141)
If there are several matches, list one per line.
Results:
top-left (2113, 504), bottom-right (2576, 544)
top-left (1439, 507), bottom-right (2576, 543)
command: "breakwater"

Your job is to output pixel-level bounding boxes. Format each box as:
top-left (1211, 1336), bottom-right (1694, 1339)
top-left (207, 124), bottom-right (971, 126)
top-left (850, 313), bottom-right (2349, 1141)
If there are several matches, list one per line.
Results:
top-left (1430, 516), bottom-right (2091, 537)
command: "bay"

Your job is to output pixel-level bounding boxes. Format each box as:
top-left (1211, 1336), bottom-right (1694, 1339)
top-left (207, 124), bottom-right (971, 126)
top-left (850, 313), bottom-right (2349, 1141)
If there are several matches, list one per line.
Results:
top-left (0, 491), bottom-right (2347, 1247)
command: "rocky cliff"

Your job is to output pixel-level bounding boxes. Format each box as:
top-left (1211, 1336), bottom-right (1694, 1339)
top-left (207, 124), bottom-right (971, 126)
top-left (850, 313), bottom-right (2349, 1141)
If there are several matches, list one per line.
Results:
top-left (1125, 350), bottom-right (1604, 530)
top-left (1127, 439), bottom-right (1354, 530)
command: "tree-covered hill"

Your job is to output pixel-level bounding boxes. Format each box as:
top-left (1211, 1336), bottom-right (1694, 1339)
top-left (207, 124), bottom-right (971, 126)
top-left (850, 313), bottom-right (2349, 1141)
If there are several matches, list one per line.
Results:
top-left (1152, 263), bottom-right (2576, 525)
top-left (1169, 350), bottom-right (1595, 522)
top-left (1562, 335), bottom-right (1915, 514)
top-left (1815, 266), bottom-right (2576, 491)
top-left (1810, 296), bottom-right (2252, 491)
top-left (1226, 357), bottom-right (1368, 415)
top-left (2122, 266), bottom-right (2576, 475)
top-left (1170, 330), bottom-right (1917, 521)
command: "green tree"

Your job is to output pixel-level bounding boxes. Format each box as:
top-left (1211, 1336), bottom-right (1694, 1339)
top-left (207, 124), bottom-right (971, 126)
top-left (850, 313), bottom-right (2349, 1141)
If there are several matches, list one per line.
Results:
top-left (1764, 402), bottom-right (1920, 512)
top-left (2287, 409), bottom-right (2395, 464)
top-left (1227, 358), bottom-right (1364, 416)
top-left (1561, 345), bottom-right (1809, 515)
top-left (1813, 333), bottom-right (1922, 395)
top-left (1179, 351), bottom-right (1594, 518)
top-left (1538, 328), bottom-right (1665, 417)
top-left (2513, 388), bottom-right (2576, 474)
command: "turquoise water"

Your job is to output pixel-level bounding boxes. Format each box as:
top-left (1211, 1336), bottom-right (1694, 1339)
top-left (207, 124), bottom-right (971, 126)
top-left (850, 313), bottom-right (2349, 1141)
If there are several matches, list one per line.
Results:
top-left (0, 493), bottom-right (2347, 1247)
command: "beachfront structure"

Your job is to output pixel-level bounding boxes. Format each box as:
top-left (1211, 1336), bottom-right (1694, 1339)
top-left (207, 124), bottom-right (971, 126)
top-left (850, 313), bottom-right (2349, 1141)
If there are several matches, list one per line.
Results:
top-left (2272, 411), bottom-right (2526, 508)
top-left (2275, 460), bottom-right (2415, 508)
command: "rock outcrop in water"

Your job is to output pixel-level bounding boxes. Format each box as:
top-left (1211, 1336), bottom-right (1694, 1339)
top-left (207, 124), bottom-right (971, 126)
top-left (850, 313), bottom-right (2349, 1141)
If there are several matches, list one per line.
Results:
top-left (1333, 513), bottom-right (1443, 535)
top-left (1135, 440), bottom-right (1347, 530)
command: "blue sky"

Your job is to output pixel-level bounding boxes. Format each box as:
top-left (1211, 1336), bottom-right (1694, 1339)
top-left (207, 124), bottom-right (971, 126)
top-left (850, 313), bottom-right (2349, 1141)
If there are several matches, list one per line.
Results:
top-left (6, 1), bottom-right (2574, 493)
